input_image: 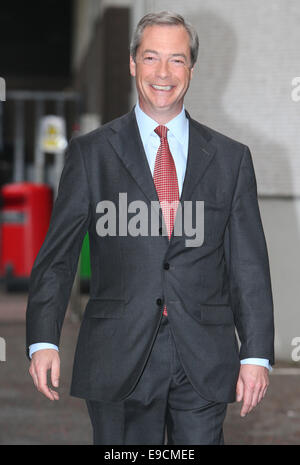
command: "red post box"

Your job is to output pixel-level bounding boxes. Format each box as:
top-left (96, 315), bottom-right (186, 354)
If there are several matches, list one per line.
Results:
top-left (0, 182), bottom-right (53, 290)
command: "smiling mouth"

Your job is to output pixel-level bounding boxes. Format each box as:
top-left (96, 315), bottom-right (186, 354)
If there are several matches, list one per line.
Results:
top-left (151, 84), bottom-right (174, 91)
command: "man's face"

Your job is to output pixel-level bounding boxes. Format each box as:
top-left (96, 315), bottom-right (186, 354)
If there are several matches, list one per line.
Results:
top-left (130, 24), bottom-right (194, 122)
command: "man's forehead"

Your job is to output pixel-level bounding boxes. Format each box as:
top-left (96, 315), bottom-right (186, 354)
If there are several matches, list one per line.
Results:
top-left (137, 24), bottom-right (190, 53)
top-left (140, 24), bottom-right (189, 42)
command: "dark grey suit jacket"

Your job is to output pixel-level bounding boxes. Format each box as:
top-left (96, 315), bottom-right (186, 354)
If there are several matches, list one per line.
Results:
top-left (26, 106), bottom-right (275, 403)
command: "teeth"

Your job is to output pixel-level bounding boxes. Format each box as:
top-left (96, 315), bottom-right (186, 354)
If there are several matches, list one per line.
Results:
top-left (152, 84), bottom-right (172, 91)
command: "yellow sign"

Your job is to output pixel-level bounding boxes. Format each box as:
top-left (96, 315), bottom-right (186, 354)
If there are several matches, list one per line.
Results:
top-left (40, 115), bottom-right (67, 153)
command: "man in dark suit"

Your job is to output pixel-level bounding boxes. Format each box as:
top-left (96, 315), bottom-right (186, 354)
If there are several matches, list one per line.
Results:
top-left (26, 11), bottom-right (274, 445)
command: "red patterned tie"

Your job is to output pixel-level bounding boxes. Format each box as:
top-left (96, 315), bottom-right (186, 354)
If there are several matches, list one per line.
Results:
top-left (153, 125), bottom-right (180, 317)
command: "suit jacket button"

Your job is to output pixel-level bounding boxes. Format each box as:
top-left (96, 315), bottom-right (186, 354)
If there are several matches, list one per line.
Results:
top-left (164, 263), bottom-right (170, 270)
top-left (156, 298), bottom-right (163, 306)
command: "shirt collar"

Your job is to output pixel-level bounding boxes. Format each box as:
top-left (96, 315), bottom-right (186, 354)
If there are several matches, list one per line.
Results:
top-left (134, 99), bottom-right (188, 147)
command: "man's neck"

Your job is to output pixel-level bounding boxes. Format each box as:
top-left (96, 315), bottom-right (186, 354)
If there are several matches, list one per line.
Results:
top-left (137, 100), bottom-right (184, 125)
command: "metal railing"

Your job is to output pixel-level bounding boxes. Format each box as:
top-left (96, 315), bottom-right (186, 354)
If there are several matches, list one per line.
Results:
top-left (5, 90), bottom-right (81, 185)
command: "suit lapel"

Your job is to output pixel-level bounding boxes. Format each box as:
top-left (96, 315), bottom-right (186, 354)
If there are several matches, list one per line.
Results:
top-left (107, 107), bottom-right (160, 204)
top-left (180, 111), bottom-right (217, 204)
top-left (107, 107), bottom-right (216, 203)
top-left (169, 111), bottom-right (217, 244)
top-left (106, 107), bottom-right (217, 245)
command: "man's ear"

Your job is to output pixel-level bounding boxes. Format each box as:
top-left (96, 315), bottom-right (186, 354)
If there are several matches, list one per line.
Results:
top-left (190, 65), bottom-right (195, 79)
top-left (129, 55), bottom-right (136, 77)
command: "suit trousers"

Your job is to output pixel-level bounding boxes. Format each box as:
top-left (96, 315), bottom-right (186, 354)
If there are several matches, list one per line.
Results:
top-left (85, 315), bottom-right (227, 445)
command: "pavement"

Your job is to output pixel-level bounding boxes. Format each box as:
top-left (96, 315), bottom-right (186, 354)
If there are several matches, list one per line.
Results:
top-left (0, 289), bottom-right (300, 445)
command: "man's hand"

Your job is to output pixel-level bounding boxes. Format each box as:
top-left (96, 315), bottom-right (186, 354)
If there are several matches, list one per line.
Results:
top-left (29, 349), bottom-right (60, 401)
top-left (236, 364), bottom-right (269, 417)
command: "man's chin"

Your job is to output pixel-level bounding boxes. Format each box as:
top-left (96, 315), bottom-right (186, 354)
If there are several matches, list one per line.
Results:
top-left (139, 97), bottom-right (183, 120)
top-left (149, 100), bottom-right (180, 113)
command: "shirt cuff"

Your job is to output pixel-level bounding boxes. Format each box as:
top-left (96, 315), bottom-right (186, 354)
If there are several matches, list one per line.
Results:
top-left (240, 358), bottom-right (272, 371)
top-left (29, 343), bottom-right (59, 359)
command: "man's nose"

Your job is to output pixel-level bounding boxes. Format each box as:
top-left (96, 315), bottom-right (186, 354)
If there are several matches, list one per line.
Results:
top-left (155, 60), bottom-right (170, 79)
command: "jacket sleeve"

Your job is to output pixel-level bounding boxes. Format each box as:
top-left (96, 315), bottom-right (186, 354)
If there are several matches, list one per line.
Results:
top-left (224, 145), bottom-right (275, 364)
top-left (26, 138), bottom-right (91, 358)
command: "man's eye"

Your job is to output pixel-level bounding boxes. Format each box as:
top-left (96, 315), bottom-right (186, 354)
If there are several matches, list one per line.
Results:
top-left (172, 59), bottom-right (185, 65)
top-left (144, 56), bottom-right (155, 62)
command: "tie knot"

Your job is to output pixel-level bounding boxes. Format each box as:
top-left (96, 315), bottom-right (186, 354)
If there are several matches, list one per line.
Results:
top-left (154, 125), bottom-right (168, 139)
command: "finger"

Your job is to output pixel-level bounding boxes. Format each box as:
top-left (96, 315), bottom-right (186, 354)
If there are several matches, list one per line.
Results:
top-left (250, 385), bottom-right (262, 411)
top-left (262, 384), bottom-right (269, 399)
top-left (49, 388), bottom-right (60, 401)
top-left (36, 367), bottom-right (55, 401)
top-left (240, 388), bottom-right (253, 417)
top-left (236, 378), bottom-right (244, 402)
top-left (29, 366), bottom-right (39, 389)
top-left (51, 357), bottom-right (60, 388)
top-left (257, 382), bottom-right (268, 403)
top-left (258, 377), bottom-right (269, 402)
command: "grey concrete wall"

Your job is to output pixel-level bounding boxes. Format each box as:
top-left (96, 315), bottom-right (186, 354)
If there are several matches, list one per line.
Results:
top-left (72, 0), bottom-right (134, 71)
top-left (145, 0), bottom-right (300, 196)
top-left (259, 198), bottom-right (300, 361)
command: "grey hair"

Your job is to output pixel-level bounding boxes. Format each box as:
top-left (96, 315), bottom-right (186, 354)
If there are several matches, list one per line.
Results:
top-left (130, 11), bottom-right (199, 68)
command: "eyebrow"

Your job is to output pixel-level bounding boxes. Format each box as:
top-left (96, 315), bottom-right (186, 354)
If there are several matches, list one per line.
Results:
top-left (142, 49), bottom-right (188, 60)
